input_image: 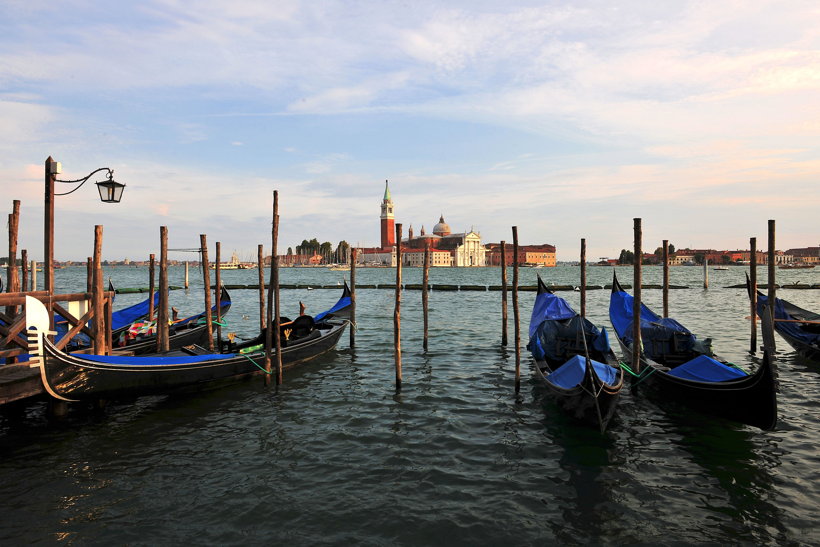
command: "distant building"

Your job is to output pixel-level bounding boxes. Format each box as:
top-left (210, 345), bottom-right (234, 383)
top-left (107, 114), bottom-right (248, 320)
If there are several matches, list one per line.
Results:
top-left (485, 243), bottom-right (556, 266)
top-left (786, 246), bottom-right (820, 265)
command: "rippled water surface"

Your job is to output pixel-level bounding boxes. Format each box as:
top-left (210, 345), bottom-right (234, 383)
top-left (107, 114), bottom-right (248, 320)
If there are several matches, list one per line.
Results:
top-left (1, 265), bottom-right (819, 545)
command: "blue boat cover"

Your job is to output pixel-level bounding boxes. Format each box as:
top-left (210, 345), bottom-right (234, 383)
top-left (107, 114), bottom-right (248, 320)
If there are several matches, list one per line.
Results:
top-left (546, 355), bottom-right (619, 389)
top-left (529, 290), bottom-right (576, 337)
top-left (609, 286), bottom-right (698, 357)
top-left (529, 315), bottom-right (611, 363)
top-left (757, 293), bottom-right (820, 349)
top-left (666, 354), bottom-right (747, 381)
top-left (72, 351), bottom-right (235, 366)
top-left (314, 295), bottom-right (351, 322)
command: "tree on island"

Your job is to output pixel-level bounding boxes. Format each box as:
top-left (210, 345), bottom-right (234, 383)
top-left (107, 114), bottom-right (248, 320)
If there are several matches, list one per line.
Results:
top-left (618, 249), bottom-right (634, 265)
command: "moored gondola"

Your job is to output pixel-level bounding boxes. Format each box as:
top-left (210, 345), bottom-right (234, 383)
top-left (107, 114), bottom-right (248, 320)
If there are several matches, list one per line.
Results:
top-left (609, 272), bottom-right (777, 430)
top-left (527, 276), bottom-right (623, 432)
top-left (24, 286), bottom-right (350, 402)
top-left (747, 273), bottom-right (820, 360)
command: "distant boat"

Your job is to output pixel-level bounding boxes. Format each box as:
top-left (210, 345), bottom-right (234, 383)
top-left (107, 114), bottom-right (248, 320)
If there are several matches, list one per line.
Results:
top-left (713, 266), bottom-right (729, 271)
top-left (779, 264), bottom-right (815, 270)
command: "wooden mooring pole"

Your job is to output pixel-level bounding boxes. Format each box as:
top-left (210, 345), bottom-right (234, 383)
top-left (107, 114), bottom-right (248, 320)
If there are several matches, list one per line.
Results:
top-left (86, 257), bottom-right (93, 294)
top-left (501, 240), bottom-right (508, 346)
top-left (184, 261), bottom-right (189, 289)
top-left (257, 244), bottom-right (265, 331)
top-left (512, 227), bottom-right (520, 394)
top-left (632, 218), bottom-right (642, 373)
top-left (215, 242), bottom-right (223, 351)
top-left (200, 234), bottom-right (214, 352)
top-left (92, 225), bottom-right (105, 355)
top-left (767, 220), bottom-right (776, 351)
top-left (148, 253), bottom-right (156, 320)
top-left (703, 258), bottom-right (709, 289)
top-left (157, 227), bottom-right (170, 353)
top-left (31, 260), bottom-right (37, 291)
top-left (662, 239), bottom-right (669, 318)
top-left (422, 242), bottom-right (430, 351)
top-left (394, 223), bottom-right (403, 392)
top-left (580, 238), bottom-right (587, 318)
top-left (750, 237), bottom-right (757, 354)
top-left (6, 201), bottom-right (20, 317)
top-left (21, 249), bottom-right (28, 296)
top-left (272, 192), bottom-right (282, 386)
top-left (349, 248), bottom-right (357, 348)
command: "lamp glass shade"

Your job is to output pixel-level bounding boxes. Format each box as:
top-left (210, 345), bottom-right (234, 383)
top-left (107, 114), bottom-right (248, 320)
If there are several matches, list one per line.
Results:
top-left (96, 179), bottom-right (125, 203)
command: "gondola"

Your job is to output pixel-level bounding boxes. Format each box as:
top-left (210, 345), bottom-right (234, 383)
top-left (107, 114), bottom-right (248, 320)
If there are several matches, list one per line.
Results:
top-left (609, 272), bottom-right (777, 430)
top-left (24, 284), bottom-right (352, 402)
top-left (527, 276), bottom-right (623, 432)
top-left (747, 274), bottom-right (820, 360)
top-left (113, 286), bottom-right (232, 355)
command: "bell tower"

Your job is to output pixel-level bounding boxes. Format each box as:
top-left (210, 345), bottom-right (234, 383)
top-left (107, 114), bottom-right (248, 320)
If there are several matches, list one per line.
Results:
top-left (380, 180), bottom-right (395, 248)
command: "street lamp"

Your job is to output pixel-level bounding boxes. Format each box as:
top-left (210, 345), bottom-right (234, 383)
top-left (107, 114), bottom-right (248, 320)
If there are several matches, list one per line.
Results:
top-left (44, 156), bottom-right (126, 294)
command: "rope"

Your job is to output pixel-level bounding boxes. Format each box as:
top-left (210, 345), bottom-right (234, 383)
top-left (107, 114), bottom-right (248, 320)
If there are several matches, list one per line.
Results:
top-left (241, 353), bottom-right (272, 374)
top-left (619, 360), bottom-right (658, 386)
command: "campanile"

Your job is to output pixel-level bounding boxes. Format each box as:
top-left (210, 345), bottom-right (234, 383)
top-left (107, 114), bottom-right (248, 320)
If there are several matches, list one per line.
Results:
top-left (380, 180), bottom-right (395, 248)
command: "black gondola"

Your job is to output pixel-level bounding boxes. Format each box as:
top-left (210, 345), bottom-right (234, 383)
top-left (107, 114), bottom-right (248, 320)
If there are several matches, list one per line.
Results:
top-left (609, 272), bottom-right (777, 430)
top-left (24, 285), bottom-right (351, 402)
top-left (527, 276), bottom-right (624, 432)
top-left (747, 274), bottom-right (820, 360)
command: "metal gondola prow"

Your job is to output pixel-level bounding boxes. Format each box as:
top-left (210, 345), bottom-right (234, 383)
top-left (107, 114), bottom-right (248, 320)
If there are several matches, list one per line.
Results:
top-left (760, 302), bottom-right (779, 394)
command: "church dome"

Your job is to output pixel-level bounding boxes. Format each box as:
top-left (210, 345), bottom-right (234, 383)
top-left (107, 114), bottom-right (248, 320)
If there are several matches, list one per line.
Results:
top-left (433, 215), bottom-right (451, 236)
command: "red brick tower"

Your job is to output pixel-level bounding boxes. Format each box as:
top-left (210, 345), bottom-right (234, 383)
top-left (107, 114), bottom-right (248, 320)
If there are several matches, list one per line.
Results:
top-left (380, 180), bottom-right (395, 249)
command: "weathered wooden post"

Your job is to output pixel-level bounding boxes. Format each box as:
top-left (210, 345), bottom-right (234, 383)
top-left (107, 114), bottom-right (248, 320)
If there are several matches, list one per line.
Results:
top-left (422, 242), bottom-right (430, 351)
top-left (395, 223), bottom-right (403, 392)
top-left (157, 227), bottom-right (170, 353)
top-left (31, 260), bottom-right (37, 291)
top-left (662, 239), bottom-right (669, 318)
top-left (580, 238), bottom-right (587, 318)
top-left (20, 249), bottom-right (28, 295)
top-left (257, 244), bottom-right (265, 332)
top-left (703, 258), bottom-right (709, 289)
top-left (767, 220), bottom-right (776, 347)
top-left (86, 257), bottom-right (93, 294)
top-left (148, 253), bottom-right (156, 320)
top-left (632, 218), bottom-right (642, 373)
top-left (750, 237), bottom-right (757, 354)
top-left (200, 234), bottom-right (214, 352)
top-left (184, 261), bottom-right (189, 289)
top-left (272, 192), bottom-right (283, 385)
top-left (92, 225), bottom-right (105, 355)
top-left (501, 241), bottom-right (508, 346)
top-left (513, 227), bottom-right (520, 394)
top-left (6, 201), bottom-right (20, 317)
top-left (44, 157), bottom-right (55, 297)
top-left (350, 248), bottom-right (357, 348)
top-left (215, 242), bottom-right (223, 351)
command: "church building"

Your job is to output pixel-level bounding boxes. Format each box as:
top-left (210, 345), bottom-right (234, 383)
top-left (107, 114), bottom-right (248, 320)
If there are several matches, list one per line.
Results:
top-left (360, 181), bottom-right (487, 267)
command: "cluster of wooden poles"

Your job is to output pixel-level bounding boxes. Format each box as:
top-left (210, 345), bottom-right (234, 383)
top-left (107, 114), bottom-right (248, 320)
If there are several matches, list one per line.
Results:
top-left (388, 218), bottom-right (781, 395)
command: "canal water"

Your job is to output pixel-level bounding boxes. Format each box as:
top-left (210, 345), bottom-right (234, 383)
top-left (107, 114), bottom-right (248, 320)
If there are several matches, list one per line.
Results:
top-left (1, 265), bottom-right (819, 545)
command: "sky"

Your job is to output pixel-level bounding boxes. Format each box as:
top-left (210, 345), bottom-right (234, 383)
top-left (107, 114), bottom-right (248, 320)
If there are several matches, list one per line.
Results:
top-left (1, 0), bottom-right (818, 262)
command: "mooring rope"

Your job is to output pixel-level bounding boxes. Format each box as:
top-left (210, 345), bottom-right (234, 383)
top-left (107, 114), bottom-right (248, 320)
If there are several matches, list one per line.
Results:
top-left (619, 360), bottom-right (658, 386)
top-left (240, 352), bottom-right (273, 374)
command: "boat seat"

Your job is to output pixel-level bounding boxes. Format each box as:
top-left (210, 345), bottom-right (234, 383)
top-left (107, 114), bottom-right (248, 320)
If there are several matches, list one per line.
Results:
top-left (181, 344), bottom-right (210, 356)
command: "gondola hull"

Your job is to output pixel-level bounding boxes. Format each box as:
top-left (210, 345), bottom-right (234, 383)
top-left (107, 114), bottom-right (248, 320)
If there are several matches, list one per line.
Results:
top-left (614, 335), bottom-right (777, 430)
top-left (749, 279), bottom-right (820, 360)
top-left (533, 356), bottom-right (622, 431)
top-left (611, 273), bottom-right (777, 430)
top-left (29, 321), bottom-right (347, 401)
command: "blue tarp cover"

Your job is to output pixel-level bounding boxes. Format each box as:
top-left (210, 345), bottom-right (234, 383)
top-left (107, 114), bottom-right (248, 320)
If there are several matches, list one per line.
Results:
top-left (757, 293), bottom-right (820, 348)
top-left (546, 355), bottom-right (619, 389)
top-left (71, 351), bottom-right (235, 366)
top-left (666, 354), bottom-right (747, 382)
top-left (529, 291), bottom-right (576, 337)
top-left (529, 315), bottom-right (611, 363)
top-left (314, 296), bottom-right (351, 322)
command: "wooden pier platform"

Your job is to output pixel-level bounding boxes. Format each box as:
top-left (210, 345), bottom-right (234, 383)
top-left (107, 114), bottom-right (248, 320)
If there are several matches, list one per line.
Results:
top-left (0, 364), bottom-right (44, 405)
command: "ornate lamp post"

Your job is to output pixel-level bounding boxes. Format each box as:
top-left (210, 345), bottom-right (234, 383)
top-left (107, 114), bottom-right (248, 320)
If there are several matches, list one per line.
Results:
top-left (44, 156), bottom-right (125, 294)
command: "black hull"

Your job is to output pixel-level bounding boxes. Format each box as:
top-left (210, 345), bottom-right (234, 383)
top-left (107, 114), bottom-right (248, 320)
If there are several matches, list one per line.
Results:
top-left (612, 273), bottom-right (777, 430)
top-left (34, 322), bottom-right (347, 401)
top-left (533, 354), bottom-right (623, 432)
top-left (776, 330), bottom-right (820, 360)
top-left (748, 278), bottom-right (820, 360)
top-left (614, 334), bottom-right (777, 430)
